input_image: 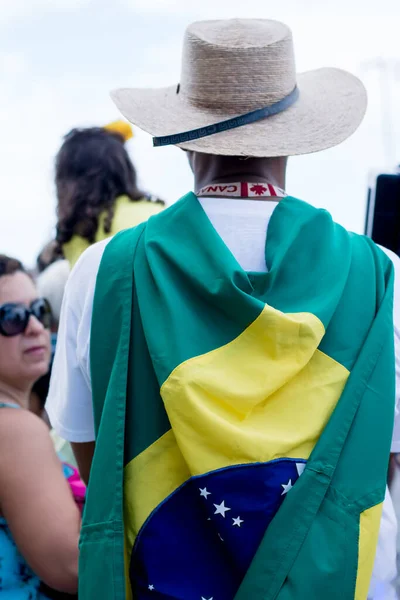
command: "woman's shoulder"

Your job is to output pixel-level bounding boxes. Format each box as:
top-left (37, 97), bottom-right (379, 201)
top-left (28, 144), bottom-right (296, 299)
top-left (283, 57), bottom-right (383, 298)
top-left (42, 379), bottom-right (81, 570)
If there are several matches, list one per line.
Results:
top-left (0, 407), bottom-right (50, 452)
top-left (0, 408), bottom-right (57, 505)
top-left (117, 193), bottom-right (165, 209)
top-left (110, 195), bottom-right (165, 233)
top-left (62, 234), bottom-right (90, 270)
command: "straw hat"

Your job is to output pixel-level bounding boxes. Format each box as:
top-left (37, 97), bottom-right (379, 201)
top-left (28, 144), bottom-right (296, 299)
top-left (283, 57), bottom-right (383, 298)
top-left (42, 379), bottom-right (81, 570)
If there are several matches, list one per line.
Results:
top-left (111, 19), bottom-right (367, 157)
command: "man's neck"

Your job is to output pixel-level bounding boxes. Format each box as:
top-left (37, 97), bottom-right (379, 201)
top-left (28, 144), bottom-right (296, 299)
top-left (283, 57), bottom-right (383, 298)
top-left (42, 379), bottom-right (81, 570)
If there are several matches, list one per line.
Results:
top-left (191, 155), bottom-right (287, 193)
top-left (195, 173), bottom-right (285, 191)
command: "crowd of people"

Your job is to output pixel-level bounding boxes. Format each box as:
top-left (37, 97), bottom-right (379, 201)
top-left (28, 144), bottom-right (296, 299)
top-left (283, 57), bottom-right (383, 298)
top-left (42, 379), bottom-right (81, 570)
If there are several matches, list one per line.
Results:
top-left (0, 120), bottom-right (164, 597)
top-left (1, 16), bottom-right (400, 600)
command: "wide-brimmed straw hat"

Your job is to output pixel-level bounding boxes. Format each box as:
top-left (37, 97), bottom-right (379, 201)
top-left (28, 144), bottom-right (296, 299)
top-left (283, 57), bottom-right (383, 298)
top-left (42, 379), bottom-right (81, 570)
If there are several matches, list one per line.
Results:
top-left (111, 19), bottom-right (367, 157)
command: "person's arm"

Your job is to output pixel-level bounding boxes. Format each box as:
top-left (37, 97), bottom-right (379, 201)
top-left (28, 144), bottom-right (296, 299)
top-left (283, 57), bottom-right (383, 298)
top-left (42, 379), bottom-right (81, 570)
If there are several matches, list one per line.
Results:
top-left (0, 408), bottom-right (80, 593)
top-left (71, 441), bottom-right (95, 485)
top-left (46, 242), bottom-right (110, 481)
top-left (380, 247), bottom-right (400, 455)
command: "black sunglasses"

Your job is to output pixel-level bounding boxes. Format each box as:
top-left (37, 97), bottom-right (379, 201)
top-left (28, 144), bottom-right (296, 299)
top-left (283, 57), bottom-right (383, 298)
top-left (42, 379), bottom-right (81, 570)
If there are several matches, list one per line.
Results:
top-left (0, 298), bottom-right (52, 337)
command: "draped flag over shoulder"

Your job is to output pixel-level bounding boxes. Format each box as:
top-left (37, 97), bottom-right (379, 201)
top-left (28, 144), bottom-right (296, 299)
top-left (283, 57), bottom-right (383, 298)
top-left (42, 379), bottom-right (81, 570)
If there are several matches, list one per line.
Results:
top-left (80, 193), bottom-right (395, 600)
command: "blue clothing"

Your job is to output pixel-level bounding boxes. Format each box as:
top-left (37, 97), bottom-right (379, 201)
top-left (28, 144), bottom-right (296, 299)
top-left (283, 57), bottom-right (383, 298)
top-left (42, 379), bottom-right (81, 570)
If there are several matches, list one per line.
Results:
top-left (0, 517), bottom-right (47, 599)
top-left (0, 402), bottom-right (48, 598)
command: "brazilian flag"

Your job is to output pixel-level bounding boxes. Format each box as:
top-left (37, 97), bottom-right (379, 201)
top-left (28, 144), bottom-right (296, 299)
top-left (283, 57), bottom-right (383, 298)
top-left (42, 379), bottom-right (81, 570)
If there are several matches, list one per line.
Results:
top-left (80, 194), bottom-right (395, 600)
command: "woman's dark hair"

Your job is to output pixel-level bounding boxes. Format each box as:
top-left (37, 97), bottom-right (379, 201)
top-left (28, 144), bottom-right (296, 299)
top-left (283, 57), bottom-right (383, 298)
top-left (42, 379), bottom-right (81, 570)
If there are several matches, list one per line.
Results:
top-left (31, 370), bottom-right (51, 410)
top-left (31, 335), bottom-right (56, 411)
top-left (55, 127), bottom-right (163, 249)
top-left (37, 240), bottom-right (60, 273)
top-left (0, 254), bottom-right (25, 278)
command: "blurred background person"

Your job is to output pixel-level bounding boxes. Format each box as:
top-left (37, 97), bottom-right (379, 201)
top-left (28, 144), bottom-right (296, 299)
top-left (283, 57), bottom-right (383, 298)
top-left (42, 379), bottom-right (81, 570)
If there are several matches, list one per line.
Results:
top-left (36, 241), bottom-right (61, 275)
top-left (55, 120), bottom-right (165, 268)
top-left (36, 258), bottom-right (70, 333)
top-left (29, 340), bottom-right (84, 504)
top-left (0, 254), bottom-right (80, 597)
top-left (35, 254), bottom-right (74, 465)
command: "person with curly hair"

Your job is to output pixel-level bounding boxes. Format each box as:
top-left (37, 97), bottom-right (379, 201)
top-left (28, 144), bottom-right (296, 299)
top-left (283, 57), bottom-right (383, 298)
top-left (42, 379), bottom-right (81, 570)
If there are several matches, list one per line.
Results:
top-left (55, 120), bottom-right (164, 268)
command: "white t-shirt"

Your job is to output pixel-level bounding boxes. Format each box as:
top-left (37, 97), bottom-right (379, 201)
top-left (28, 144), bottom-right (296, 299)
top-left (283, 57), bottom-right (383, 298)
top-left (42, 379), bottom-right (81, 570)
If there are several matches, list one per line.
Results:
top-left (46, 197), bottom-right (400, 595)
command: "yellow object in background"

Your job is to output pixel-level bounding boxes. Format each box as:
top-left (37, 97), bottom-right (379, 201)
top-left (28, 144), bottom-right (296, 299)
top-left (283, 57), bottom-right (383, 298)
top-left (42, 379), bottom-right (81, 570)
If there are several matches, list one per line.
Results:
top-left (104, 120), bottom-right (134, 141)
top-left (63, 195), bottom-right (164, 268)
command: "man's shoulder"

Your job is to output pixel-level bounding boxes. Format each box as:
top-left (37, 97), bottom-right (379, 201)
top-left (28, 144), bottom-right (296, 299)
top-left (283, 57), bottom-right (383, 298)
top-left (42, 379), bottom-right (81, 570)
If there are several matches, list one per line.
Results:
top-left (65, 239), bottom-right (112, 318)
top-left (345, 228), bottom-right (399, 269)
top-left (378, 246), bottom-right (400, 298)
top-left (73, 238), bottom-right (111, 278)
top-left (379, 245), bottom-right (400, 268)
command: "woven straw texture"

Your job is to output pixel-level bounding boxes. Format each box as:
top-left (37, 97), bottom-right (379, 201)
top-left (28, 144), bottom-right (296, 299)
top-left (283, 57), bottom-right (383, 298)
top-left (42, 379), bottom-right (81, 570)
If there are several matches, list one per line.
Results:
top-left (111, 19), bottom-right (367, 157)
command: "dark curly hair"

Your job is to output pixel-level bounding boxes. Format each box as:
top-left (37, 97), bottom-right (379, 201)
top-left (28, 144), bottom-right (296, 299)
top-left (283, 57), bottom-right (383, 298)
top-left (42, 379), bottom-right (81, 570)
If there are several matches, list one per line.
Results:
top-left (0, 254), bottom-right (25, 278)
top-left (36, 240), bottom-right (60, 273)
top-left (55, 127), bottom-right (163, 250)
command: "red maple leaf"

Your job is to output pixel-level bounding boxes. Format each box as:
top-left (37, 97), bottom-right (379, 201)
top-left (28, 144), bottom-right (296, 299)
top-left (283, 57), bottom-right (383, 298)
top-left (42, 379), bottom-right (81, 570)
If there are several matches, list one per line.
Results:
top-left (250, 184), bottom-right (267, 196)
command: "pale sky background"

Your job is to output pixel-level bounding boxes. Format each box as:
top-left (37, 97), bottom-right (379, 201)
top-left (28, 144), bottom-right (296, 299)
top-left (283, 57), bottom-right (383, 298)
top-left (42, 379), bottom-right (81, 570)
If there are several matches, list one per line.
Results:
top-left (1, 0), bottom-right (400, 266)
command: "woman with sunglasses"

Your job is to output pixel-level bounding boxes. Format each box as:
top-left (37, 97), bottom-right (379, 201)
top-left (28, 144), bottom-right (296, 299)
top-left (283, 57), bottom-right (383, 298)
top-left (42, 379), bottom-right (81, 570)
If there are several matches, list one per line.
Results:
top-left (0, 254), bottom-right (80, 597)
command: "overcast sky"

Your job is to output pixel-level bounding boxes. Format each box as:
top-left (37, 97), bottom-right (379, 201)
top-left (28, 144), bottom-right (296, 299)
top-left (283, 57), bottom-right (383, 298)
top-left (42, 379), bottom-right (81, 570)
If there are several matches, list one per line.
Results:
top-left (1, 0), bottom-right (400, 266)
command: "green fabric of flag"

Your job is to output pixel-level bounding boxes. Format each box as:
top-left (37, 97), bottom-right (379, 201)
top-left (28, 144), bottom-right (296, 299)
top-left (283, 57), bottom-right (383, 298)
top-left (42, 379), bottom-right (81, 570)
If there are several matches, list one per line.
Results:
top-left (80, 194), bottom-right (395, 600)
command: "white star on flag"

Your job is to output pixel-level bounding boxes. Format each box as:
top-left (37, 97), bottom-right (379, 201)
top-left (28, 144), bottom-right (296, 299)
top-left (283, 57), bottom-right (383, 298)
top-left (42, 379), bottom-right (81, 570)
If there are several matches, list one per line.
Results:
top-left (232, 516), bottom-right (244, 527)
top-left (201, 597), bottom-right (213, 600)
top-left (296, 463), bottom-right (306, 477)
top-left (148, 584), bottom-right (155, 591)
top-left (199, 487), bottom-right (211, 499)
top-left (281, 479), bottom-right (293, 495)
top-left (214, 500), bottom-right (231, 517)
